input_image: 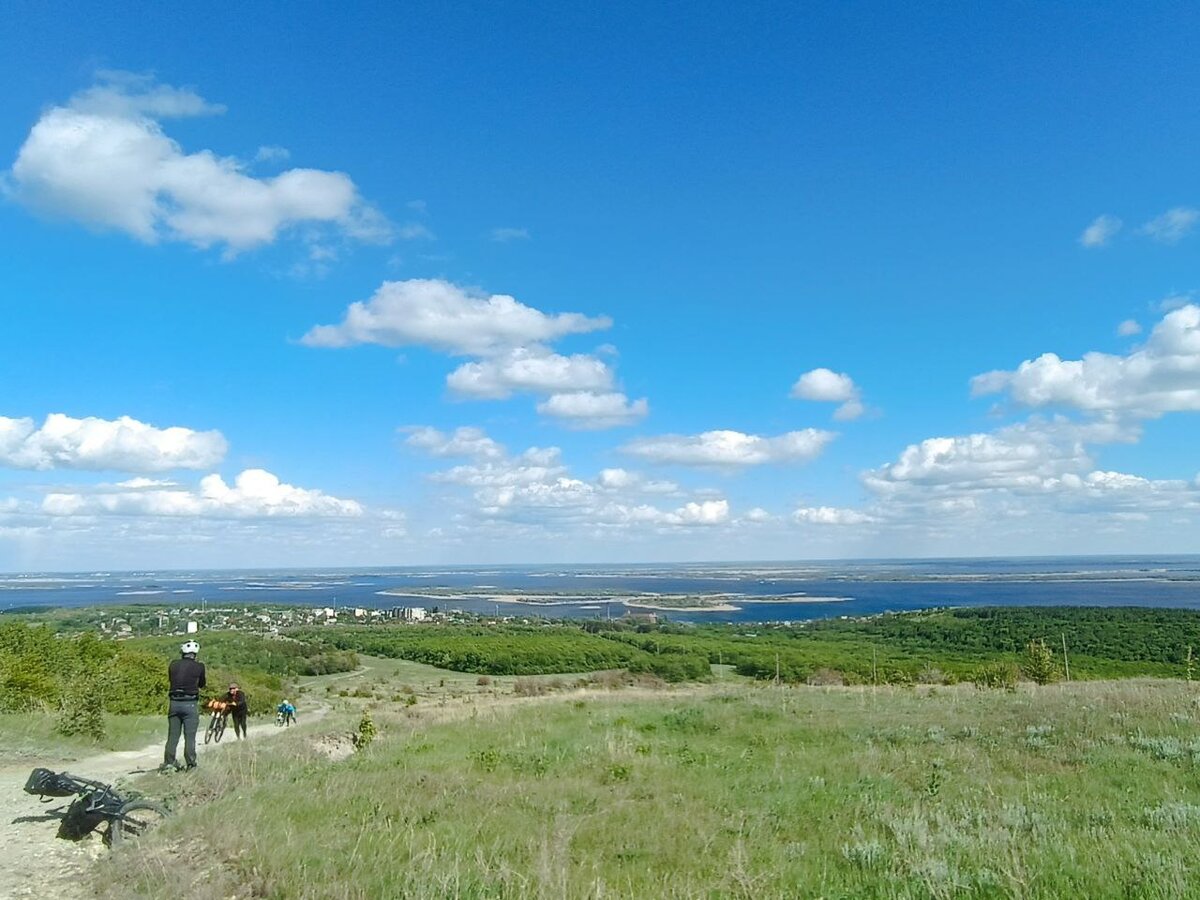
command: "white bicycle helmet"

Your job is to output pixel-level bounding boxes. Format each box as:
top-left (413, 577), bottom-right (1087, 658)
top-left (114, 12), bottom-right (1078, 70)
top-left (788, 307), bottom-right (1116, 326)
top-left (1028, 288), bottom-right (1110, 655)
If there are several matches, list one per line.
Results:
top-left (180, 640), bottom-right (200, 655)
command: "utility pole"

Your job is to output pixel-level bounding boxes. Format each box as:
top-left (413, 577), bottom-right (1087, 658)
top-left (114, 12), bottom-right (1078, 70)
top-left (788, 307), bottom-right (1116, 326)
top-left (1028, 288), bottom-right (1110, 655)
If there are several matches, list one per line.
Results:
top-left (1061, 633), bottom-right (1071, 682)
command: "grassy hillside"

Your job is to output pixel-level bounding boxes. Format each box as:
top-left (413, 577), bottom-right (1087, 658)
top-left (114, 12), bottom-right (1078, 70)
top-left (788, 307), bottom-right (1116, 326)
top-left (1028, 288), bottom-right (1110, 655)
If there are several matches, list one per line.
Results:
top-left (97, 678), bottom-right (1200, 899)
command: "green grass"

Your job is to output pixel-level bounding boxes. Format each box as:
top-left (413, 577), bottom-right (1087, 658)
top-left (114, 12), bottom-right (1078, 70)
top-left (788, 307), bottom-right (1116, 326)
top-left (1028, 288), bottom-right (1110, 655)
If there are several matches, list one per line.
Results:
top-left (0, 712), bottom-right (162, 760)
top-left (95, 678), bottom-right (1200, 899)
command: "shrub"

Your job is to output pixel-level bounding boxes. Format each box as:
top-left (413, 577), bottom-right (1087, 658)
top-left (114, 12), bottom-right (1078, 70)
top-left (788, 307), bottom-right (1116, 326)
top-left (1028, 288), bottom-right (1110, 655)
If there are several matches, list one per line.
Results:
top-left (352, 712), bottom-right (376, 751)
top-left (807, 668), bottom-right (845, 687)
top-left (917, 666), bottom-right (947, 685)
top-left (514, 677), bottom-right (549, 696)
top-left (973, 661), bottom-right (1019, 691)
top-left (1023, 639), bottom-right (1061, 685)
top-left (57, 677), bottom-right (107, 740)
top-left (476, 675), bottom-right (491, 686)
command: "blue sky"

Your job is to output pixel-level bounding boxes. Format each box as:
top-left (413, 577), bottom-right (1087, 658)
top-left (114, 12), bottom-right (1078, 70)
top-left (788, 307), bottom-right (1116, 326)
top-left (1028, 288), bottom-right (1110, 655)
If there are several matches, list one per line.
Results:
top-left (2, 2), bottom-right (1200, 570)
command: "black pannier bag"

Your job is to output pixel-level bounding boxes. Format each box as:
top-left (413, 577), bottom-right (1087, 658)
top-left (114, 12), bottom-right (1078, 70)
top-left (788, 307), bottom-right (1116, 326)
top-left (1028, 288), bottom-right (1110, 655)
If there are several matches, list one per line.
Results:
top-left (24, 767), bottom-right (77, 798)
top-left (57, 794), bottom-right (109, 840)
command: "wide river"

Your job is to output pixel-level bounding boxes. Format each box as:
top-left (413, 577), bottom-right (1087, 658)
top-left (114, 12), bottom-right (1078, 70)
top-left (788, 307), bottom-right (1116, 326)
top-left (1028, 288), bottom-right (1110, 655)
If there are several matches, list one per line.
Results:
top-left (4, 556), bottom-right (1200, 624)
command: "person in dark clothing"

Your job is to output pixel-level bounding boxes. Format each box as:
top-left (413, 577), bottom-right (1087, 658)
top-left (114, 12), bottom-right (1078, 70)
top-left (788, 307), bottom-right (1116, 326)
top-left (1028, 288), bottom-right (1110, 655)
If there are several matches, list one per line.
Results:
top-left (221, 682), bottom-right (249, 739)
top-left (163, 639), bottom-right (206, 771)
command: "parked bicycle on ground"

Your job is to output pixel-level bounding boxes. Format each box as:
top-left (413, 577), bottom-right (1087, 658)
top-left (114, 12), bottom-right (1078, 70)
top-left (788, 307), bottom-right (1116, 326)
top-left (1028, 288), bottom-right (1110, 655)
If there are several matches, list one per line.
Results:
top-left (23, 767), bottom-right (170, 845)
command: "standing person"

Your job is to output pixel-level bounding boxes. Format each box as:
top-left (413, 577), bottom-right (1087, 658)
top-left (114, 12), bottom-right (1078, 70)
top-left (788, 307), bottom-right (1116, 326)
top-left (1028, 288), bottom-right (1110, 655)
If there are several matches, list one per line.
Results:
top-left (222, 682), bottom-right (249, 740)
top-left (163, 640), bottom-right (206, 771)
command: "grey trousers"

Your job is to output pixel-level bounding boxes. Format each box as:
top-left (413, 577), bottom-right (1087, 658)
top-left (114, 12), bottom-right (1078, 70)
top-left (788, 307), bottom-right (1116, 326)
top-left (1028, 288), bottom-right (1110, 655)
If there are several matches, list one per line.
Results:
top-left (164, 699), bottom-right (199, 768)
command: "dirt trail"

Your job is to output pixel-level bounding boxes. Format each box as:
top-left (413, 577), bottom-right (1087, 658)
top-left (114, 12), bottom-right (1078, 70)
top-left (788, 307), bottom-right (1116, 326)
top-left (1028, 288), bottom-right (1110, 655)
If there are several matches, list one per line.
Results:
top-left (0, 710), bottom-right (323, 900)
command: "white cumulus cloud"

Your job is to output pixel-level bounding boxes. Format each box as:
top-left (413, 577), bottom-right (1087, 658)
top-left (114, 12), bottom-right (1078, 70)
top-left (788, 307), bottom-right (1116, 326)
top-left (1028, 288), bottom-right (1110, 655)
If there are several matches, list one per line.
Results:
top-left (971, 304), bottom-right (1200, 418)
top-left (302, 279), bottom-right (610, 355)
top-left (304, 280), bottom-right (641, 428)
top-left (407, 426), bottom-right (722, 530)
top-left (447, 348), bottom-right (614, 399)
top-left (792, 506), bottom-right (876, 525)
top-left (41, 468), bottom-right (363, 519)
top-left (7, 72), bottom-right (387, 254)
top-left (1116, 319), bottom-right (1142, 337)
top-left (621, 429), bottom-right (835, 468)
top-left (536, 391), bottom-right (649, 429)
top-left (862, 422), bottom-right (1095, 494)
top-left (1079, 214), bottom-right (1122, 248)
top-left (0, 414), bottom-right (226, 472)
top-left (402, 426), bottom-right (505, 459)
top-left (791, 368), bottom-right (865, 420)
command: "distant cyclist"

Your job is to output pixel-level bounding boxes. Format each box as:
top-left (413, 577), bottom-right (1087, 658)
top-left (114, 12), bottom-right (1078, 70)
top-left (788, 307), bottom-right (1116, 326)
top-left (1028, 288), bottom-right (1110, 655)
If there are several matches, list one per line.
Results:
top-left (221, 682), bottom-right (249, 740)
top-left (276, 699), bottom-right (296, 726)
top-left (163, 640), bottom-right (205, 771)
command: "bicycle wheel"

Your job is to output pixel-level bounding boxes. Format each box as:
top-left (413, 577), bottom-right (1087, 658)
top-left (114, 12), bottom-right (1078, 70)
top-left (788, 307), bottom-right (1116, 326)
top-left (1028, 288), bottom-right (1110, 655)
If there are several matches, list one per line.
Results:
top-left (111, 799), bottom-right (170, 846)
top-left (204, 714), bottom-right (217, 744)
top-left (213, 713), bottom-right (227, 743)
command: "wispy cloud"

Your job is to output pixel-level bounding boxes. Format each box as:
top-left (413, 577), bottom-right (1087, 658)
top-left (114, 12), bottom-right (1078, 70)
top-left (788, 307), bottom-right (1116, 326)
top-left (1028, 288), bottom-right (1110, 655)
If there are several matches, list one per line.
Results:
top-left (397, 222), bottom-right (435, 240)
top-left (254, 145), bottom-right (290, 164)
top-left (490, 227), bottom-right (530, 243)
top-left (1140, 207), bottom-right (1198, 244)
top-left (1079, 214), bottom-right (1122, 248)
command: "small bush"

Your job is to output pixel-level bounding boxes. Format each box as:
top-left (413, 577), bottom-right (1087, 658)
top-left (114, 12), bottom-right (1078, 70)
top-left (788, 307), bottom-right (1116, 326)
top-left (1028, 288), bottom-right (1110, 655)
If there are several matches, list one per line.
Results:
top-left (471, 747), bottom-right (502, 772)
top-left (1023, 639), bottom-right (1061, 685)
top-left (605, 762), bottom-right (632, 783)
top-left (917, 666), bottom-right (947, 685)
top-left (514, 677), bottom-right (548, 696)
top-left (476, 675), bottom-right (491, 686)
top-left (352, 712), bottom-right (377, 751)
top-left (56, 677), bottom-right (106, 740)
top-left (972, 662), bottom-right (1019, 691)
top-left (807, 668), bottom-right (845, 687)
top-left (587, 670), bottom-right (629, 690)
top-left (662, 708), bottom-right (718, 734)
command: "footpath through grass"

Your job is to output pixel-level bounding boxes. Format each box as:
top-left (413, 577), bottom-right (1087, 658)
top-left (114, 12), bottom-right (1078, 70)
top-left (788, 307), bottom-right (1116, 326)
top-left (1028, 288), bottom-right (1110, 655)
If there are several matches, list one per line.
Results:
top-left (0, 712), bottom-right (162, 760)
top-left (96, 678), bottom-right (1200, 899)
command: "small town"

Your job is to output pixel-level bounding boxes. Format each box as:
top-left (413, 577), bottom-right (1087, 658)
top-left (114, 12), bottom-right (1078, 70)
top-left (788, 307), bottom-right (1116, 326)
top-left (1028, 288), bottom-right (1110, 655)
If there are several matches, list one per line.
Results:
top-left (90, 603), bottom-right (438, 639)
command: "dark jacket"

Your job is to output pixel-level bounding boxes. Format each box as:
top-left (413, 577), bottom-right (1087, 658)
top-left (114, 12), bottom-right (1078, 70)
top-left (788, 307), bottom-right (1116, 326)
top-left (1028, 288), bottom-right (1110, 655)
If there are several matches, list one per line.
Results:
top-left (221, 690), bottom-right (248, 715)
top-left (168, 657), bottom-right (206, 701)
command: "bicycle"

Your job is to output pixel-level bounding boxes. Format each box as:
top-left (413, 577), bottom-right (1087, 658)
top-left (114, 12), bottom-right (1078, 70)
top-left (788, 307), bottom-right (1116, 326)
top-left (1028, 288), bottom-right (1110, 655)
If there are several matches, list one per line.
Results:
top-left (203, 699), bottom-right (229, 744)
top-left (275, 709), bottom-right (296, 727)
top-left (23, 767), bottom-right (170, 845)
